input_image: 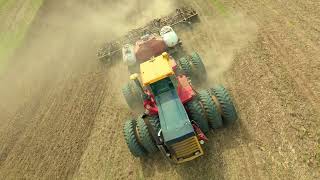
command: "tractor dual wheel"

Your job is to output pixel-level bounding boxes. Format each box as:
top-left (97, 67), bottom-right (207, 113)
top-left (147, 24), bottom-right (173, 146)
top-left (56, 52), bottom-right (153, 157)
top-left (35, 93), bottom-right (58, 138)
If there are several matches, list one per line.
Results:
top-left (186, 97), bottom-right (210, 133)
top-left (189, 52), bottom-right (207, 82)
top-left (122, 80), bottom-right (144, 110)
top-left (198, 90), bottom-right (223, 129)
top-left (179, 57), bottom-right (192, 77)
top-left (210, 85), bottom-right (238, 125)
top-left (137, 117), bottom-right (158, 154)
top-left (178, 52), bottom-right (207, 86)
top-left (123, 119), bottom-right (146, 157)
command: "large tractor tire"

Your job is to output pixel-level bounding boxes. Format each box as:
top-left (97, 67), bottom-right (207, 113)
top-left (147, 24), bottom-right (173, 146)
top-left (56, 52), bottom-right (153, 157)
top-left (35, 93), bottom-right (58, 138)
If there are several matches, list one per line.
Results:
top-left (178, 52), bottom-right (207, 86)
top-left (178, 57), bottom-right (192, 77)
top-left (210, 85), bottom-right (238, 125)
top-left (186, 96), bottom-right (210, 133)
top-left (198, 90), bottom-right (223, 129)
top-left (137, 117), bottom-right (158, 154)
top-left (123, 119), bottom-right (146, 157)
top-left (122, 80), bottom-right (144, 111)
top-left (189, 52), bottom-right (207, 83)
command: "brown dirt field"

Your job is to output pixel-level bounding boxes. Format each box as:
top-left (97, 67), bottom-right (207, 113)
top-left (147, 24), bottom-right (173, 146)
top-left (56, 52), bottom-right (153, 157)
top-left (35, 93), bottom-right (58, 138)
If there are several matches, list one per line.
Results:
top-left (0, 0), bottom-right (319, 179)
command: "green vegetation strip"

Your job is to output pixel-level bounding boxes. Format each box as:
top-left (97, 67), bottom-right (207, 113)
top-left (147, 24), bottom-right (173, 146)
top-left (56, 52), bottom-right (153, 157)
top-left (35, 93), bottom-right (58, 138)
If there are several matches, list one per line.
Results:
top-left (0, 0), bottom-right (43, 74)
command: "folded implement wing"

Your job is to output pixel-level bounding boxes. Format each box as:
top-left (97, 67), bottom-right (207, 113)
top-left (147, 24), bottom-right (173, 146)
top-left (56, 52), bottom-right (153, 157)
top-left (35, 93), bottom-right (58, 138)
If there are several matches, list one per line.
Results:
top-left (97, 6), bottom-right (199, 64)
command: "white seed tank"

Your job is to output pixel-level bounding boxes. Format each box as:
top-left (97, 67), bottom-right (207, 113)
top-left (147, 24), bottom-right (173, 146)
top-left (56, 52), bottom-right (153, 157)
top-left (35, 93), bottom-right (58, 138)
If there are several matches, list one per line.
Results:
top-left (122, 44), bottom-right (136, 66)
top-left (160, 26), bottom-right (179, 48)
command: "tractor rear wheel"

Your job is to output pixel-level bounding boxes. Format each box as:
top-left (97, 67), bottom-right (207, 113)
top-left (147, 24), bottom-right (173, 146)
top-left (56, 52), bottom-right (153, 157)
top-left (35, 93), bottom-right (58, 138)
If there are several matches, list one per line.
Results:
top-left (137, 117), bottom-right (158, 154)
top-left (186, 96), bottom-right (210, 133)
top-left (122, 80), bottom-right (144, 111)
top-left (198, 90), bottom-right (223, 129)
top-left (123, 119), bottom-right (146, 157)
top-left (210, 85), bottom-right (238, 125)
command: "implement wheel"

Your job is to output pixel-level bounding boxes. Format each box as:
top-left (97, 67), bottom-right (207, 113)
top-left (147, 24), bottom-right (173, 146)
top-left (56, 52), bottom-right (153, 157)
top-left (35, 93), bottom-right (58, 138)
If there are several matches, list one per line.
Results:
top-left (122, 80), bottom-right (143, 110)
top-left (210, 85), bottom-right (238, 125)
top-left (198, 90), bottom-right (223, 129)
top-left (186, 96), bottom-right (210, 133)
top-left (137, 117), bottom-right (158, 154)
top-left (123, 119), bottom-right (146, 157)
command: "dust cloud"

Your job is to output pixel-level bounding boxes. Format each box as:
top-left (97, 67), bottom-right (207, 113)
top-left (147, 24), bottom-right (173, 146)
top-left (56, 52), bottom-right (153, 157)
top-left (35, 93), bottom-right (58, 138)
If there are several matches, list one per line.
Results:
top-left (197, 13), bottom-right (258, 83)
top-left (0, 0), bottom-right (177, 122)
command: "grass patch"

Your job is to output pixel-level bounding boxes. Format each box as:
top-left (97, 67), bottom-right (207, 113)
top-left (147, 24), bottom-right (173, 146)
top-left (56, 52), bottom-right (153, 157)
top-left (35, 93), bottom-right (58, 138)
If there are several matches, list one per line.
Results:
top-left (209, 0), bottom-right (228, 15)
top-left (0, 0), bottom-right (44, 75)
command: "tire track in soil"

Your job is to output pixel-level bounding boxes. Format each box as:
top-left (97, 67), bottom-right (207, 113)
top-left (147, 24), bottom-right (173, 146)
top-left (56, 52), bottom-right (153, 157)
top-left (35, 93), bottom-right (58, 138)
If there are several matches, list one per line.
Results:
top-left (230, 0), bottom-right (320, 178)
top-left (1, 0), bottom-right (320, 179)
top-left (182, 1), bottom-right (264, 179)
top-left (0, 0), bottom-right (111, 178)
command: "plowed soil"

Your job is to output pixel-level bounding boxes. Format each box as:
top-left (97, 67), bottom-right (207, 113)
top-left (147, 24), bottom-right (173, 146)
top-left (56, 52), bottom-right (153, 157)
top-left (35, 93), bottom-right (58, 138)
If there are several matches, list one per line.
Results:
top-left (0, 0), bottom-right (319, 179)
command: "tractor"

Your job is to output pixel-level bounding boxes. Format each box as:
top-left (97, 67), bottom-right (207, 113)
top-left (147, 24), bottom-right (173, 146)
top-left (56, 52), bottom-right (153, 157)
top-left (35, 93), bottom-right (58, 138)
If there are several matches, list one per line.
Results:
top-left (122, 52), bottom-right (238, 163)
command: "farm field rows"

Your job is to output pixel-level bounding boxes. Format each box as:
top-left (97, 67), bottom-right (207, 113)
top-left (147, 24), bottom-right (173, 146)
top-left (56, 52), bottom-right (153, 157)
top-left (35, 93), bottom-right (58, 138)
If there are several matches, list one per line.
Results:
top-left (0, 0), bottom-right (319, 179)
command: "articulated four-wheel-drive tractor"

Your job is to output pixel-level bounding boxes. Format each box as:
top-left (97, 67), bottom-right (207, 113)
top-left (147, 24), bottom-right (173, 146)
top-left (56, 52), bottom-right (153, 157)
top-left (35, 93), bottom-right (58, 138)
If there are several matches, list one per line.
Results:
top-left (122, 52), bottom-right (238, 163)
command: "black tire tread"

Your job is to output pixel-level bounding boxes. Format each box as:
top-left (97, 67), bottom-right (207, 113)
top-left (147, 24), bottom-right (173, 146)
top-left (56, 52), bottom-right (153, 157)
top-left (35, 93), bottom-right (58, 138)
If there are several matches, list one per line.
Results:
top-left (189, 52), bottom-right (207, 82)
top-left (210, 85), bottom-right (238, 125)
top-left (198, 90), bottom-right (223, 129)
top-left (122, 81), bottom-right (143, 110)
top-left (186, 97), bottom-right (210, 133)
top-left (179, 57), bottom-right (192, 77)
top-left (123, 120), bottom-right (146, 157)
top-left (137, 117), bottom-right (158, 154)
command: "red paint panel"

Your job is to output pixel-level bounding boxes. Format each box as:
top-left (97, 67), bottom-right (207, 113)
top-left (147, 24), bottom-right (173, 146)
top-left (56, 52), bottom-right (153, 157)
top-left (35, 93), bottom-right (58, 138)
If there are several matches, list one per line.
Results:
top-left (176, 75), bottom-right (195, 104)
top-left (134, 35), bottom-right (167, 62)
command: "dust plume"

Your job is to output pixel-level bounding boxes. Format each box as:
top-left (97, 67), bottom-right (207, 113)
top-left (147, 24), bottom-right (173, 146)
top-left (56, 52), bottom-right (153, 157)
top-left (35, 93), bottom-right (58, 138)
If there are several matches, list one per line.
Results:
top-left (0, 0), bottom-right (177, 121)
top-left (182, 12), bottom-right (258, 83)
top-left (0, 0), bottom-right (177, 177)
top-left (204, 13), bottom-right (257, 82)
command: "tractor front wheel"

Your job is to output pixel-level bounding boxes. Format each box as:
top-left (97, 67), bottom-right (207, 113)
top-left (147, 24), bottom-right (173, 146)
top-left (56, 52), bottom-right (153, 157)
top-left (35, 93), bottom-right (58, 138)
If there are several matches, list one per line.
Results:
top-left (178, 52), bottom-right (207, 86)
top-left (189, 52), bottom-right (207, 83)
top-left (122, 80), bottom-right (144, 111)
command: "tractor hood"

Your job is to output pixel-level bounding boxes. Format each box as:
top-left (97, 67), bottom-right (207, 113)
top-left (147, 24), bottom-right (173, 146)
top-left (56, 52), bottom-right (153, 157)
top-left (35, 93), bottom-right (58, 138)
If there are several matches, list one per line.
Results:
top-left (154, 87), bottom-right (194, 145)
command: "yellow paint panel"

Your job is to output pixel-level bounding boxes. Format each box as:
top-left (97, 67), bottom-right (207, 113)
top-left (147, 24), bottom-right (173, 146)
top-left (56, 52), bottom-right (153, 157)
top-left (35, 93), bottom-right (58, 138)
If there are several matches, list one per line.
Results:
top-left (171, 136), bottom-right (204, 163)
top-left (140, 52), bottom-right (174, 86)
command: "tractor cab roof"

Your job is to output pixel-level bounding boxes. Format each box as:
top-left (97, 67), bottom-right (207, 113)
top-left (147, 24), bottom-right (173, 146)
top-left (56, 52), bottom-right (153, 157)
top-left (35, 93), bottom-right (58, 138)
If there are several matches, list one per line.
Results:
top-left (140, 52), bottom-right (174, 86)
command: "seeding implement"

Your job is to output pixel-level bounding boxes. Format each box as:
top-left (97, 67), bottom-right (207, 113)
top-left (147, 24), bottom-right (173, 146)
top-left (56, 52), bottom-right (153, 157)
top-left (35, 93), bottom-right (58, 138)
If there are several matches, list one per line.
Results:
top-left (97, 6), bottom-right (199, 66)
